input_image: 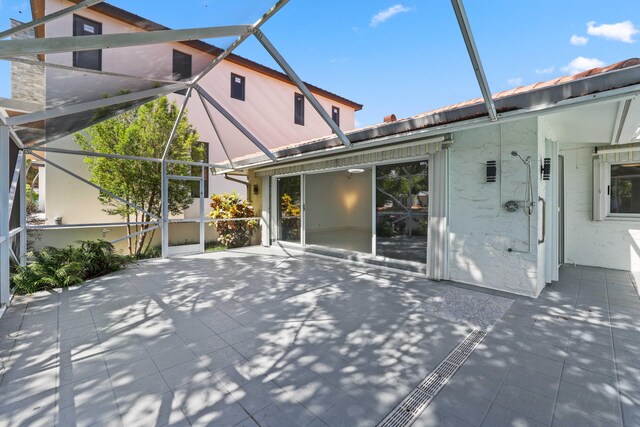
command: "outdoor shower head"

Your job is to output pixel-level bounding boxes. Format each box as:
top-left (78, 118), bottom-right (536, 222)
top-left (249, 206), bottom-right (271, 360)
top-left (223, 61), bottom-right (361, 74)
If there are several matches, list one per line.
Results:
top-left (511, 151), bottom-right (530, 164)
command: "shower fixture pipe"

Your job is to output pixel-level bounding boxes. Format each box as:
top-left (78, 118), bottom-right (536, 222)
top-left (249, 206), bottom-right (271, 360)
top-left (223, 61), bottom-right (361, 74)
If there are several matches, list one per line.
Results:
top-left (511, 151), bottom-right (534, 216)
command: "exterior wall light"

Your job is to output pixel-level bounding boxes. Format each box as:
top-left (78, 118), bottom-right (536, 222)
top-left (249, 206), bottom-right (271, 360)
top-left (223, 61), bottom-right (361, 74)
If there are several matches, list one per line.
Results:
top-left (486, 160), bottom-right (497, 182)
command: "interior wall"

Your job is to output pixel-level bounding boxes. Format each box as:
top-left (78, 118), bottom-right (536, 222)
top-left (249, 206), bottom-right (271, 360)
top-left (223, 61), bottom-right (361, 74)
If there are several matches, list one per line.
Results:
top-left (305, 169), bottom-right (371, 233)
top-left (561, 143), bottom-right (640, 271)
top-left (448, 118), bottom-right (542, 297)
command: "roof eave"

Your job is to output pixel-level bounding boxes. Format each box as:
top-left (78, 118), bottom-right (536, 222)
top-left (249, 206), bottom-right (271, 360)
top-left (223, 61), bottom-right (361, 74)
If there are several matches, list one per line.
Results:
top-left (234, 63), bottom-right (640, 170)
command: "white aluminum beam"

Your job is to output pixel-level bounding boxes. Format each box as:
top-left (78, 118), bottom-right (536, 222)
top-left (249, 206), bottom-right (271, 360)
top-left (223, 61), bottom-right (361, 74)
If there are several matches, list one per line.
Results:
top-left (253, 29), bottom-right (352, 148)
top-left (197, 91), bottom-right (235, 169)
top-left (199, 167), bottom-right (205, 254)
top-left (0, 25), bottom-right (252, 57)
top-left (191, 0), bottom-right (290, 85)
top-left (0, 126), bottom-right (9, 305)
top-left (19, 151), bottom-right (26, 266)
top-left (450, 0), bottom-right (497, 121)
top-left (7, 83), bottom-right (185, 127)
top-left (0, 0), bottom-right (103, 40)
top-left (31, 146), bottom-right (227, 169)
top-left (31, 152), bottom-right (160, 220)
top-left (162, 87), bottom-right (192, 160)
top-left (8, 151), bottom-right (23, 214)
top-left (110, 225), bottom-right (159, 245)
top-left (3, 56), bottom-right (180, 86)
top-left (28, 221), bottom-right (158, 230)
top-left (161, 162), bottom-right (169, 258)
top-left (195, 86), bottom-right (276, 161)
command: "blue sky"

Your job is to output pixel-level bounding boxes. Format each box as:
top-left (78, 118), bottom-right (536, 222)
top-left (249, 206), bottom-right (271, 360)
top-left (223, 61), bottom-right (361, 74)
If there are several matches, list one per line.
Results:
top-left (1, 0), bottom-right (639, 127)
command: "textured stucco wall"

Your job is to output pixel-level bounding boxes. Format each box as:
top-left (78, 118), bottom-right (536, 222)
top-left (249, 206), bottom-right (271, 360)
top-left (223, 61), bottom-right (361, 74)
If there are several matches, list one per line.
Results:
top-left (561, 144), bottom-right (640, 271)
top-left (9, 19), bottom-right (45, 106)
top-left (448, 119), bottom-right (543, 297)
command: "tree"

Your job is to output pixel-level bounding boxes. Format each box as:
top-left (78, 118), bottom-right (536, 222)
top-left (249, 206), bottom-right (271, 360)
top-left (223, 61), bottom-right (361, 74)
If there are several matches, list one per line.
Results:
top-left (75, 97), bottom-right (203, 256)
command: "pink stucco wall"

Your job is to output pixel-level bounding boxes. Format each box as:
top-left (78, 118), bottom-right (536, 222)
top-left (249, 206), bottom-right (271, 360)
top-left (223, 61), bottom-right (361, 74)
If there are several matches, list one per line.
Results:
top-left (41, 0), bottom-right (358, 226)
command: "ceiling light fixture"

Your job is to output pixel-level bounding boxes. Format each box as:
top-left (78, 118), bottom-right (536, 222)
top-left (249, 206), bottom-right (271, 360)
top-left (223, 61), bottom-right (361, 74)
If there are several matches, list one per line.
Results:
top-left (348, 168), bottom-right (365, 174)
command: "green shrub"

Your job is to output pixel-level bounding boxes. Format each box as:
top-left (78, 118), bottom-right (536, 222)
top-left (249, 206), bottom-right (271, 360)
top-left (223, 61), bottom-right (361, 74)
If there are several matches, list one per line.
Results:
top-left (208, 192), bottom-right (258, 248)
top-left (10, 240), bottom-right (133, 295)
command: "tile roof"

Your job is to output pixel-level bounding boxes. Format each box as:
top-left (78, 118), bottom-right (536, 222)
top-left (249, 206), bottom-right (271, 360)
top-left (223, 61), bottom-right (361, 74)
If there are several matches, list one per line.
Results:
top-left (411, 58), bottom-right (640, 119)
top-left (233, 58), bottom-right (640, 168)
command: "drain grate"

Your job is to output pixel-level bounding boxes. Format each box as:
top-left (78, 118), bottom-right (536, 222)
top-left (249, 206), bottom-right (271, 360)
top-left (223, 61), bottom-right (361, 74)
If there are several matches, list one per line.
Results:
top-left (378, 329), bottom-right (487, 427)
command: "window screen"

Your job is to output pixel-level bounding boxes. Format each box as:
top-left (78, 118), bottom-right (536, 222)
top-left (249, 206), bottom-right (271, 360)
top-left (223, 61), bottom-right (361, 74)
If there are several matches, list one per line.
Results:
top-left (73, 15), bottom-right (102, 70)
top-left (172, 50), bottom-right (192, 81)
top-left (231, 73), bottom-right (245, 101)
top-left (332, 106), bottom-right (340, 127)
top-left (294, 93), bottom-right (305, 126)
top-left (610, 163), bottom-right (640, 214)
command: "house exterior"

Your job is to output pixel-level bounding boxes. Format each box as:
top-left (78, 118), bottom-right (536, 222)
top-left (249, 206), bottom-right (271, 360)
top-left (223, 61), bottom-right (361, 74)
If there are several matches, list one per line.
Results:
top-left (11, 0), bottom-right (362, 250)
top-left (231, 59), bottom-right (640, 297)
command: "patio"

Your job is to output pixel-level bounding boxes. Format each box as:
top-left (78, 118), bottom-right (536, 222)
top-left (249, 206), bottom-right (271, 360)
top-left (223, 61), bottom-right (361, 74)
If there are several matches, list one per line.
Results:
top-left (0, 247), bottom-right (639, 426)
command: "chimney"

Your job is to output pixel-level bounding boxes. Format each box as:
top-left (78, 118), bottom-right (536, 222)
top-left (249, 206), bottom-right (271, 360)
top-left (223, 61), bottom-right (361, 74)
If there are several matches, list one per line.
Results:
top-left (383, 114), bottom-right (397, 123)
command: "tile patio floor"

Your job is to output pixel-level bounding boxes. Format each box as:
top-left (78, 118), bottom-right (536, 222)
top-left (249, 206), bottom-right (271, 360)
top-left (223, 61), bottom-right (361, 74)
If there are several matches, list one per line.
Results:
top-left (0, 247), bottom-right (639, 426)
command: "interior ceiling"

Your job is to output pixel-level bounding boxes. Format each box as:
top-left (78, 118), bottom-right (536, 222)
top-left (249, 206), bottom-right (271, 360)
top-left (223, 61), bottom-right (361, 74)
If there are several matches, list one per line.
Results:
top-left (544, 102), bottom-right (621, 144)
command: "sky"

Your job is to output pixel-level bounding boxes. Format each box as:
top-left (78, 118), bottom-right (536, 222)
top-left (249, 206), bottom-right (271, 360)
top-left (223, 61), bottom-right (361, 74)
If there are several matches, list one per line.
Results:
top-left (0, 0), bottom-right (639, 127)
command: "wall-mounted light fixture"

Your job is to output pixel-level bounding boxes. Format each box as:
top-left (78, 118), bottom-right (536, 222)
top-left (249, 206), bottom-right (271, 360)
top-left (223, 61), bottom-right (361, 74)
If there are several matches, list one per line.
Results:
top-left (253, 184), bottom-right (259, 195)
top-left (348, 168), bottom-right (365, 174)
top-left (541, 158), bottom-right (551, 181)
top-left (486, 160), bottom-right (497, 182)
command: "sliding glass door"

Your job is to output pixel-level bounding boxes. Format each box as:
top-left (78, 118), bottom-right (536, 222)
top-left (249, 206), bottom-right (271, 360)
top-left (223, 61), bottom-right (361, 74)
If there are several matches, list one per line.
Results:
top-left (277, 176), bottom-right (302, 243)
top-left (375, 160), bottom-right (428, 263)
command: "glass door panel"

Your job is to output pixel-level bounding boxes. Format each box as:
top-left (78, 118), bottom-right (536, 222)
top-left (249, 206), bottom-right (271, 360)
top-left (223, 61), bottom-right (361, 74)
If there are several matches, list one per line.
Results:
top-left (376, 160), bottom-right (428, 263)
top-left (278, 175), bottom-right (301, 243)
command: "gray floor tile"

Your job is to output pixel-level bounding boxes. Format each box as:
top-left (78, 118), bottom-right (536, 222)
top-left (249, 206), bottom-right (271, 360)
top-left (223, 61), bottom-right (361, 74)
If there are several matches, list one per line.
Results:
top-left (504, 365), bottom-right (560, 398)
top-left (494, 384), bottom-right (555, 425)
top-left (431, 383), bottom-right (492, 426)
top-left (317, 396), bottom-right (381, 427)
top-left (482, 403), bottom-right (547, 427)
top-left (161, 357), bottom-right (216, 391)
top-left (556, 380), bottom-right (622, 425)
top-left (552, 403), bottom-right (620, 427)
top-left (151, 346), bottom-right (198, 371)
top-left (514, 350), bottom-right (564, 378)
top-left (112, 372), bottom-right (170, 412)
top-left (119, 391), bottom-right (190, 427)
top-left (253, 401), bottom-right (316, 427)
top-left (413, 404), bottom-right (475, 427)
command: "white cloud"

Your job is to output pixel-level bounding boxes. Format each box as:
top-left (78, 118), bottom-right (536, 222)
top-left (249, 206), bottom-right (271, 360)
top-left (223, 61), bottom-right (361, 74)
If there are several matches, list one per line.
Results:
top-left (587, 20), bottom-right (639, 43)
top-left (370, 4), bottom-right (412, 28)
top-left (354, 119), bottom-right (363, 128)
top-left (507, 77), bottom-right (523, 87)
top-left (562, 56), bottom-right (606, 75)
top-left (570, 35), bottom-right (589, 45)
top-left (535, 66), bottom-right (555, 74)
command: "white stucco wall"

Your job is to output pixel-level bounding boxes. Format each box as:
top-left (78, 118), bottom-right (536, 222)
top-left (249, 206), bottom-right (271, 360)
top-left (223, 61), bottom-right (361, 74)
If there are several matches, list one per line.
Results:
top-left (561, 143), bottom-right (640, 271)
top-left (448, 118), bottom-right (543, 297)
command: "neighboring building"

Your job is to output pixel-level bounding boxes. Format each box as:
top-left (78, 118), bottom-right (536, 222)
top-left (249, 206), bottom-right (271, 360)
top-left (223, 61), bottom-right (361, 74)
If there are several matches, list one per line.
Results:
top-left (233, 59), bottom-right (640, 297)
top-left (11, 0), bottom-right (362, 249)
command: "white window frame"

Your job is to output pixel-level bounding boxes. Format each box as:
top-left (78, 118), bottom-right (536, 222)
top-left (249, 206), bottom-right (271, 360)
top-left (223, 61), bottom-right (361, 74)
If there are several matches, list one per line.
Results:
top-left (594, 159), bottom-right (640, 220)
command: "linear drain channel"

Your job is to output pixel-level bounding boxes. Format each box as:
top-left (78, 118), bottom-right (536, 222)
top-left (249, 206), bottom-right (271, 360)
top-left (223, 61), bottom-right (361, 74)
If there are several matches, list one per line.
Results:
top-left (378, 329), bottom-right (486, 427)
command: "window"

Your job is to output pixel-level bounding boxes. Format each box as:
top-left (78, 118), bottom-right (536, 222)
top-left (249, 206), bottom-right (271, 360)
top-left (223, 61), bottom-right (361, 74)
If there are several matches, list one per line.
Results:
top-left (172, 50), bottom-right (192, 81)
top-left (294, 93), bottom-right (305, 126)
top-left (230, 73), bottom-right (245, 101)
top-left (73, 15), bottom-right (102, 70)
top-left (331, 106), bottom-right (340, 127)
top-left (191, 142), bottom-right (209, 198)
top-left (610, 163), bottom-right (640, 214)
